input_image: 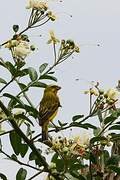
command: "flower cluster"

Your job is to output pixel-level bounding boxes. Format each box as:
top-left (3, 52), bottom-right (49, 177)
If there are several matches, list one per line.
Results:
top-left (60, 39), bottom-right (80, 54)
top-left (26, 0), bottom-right (56, 27)
top-left (5, 35), bottom-right (35, 61)
top-left (84, 82), bottom-right (119, 110)
top-left (47, 31), bottom-right (60, 44)
top-left (26, 0), bottom-right (48, 11)
top-left (50, 135), bottom-right (89, 157)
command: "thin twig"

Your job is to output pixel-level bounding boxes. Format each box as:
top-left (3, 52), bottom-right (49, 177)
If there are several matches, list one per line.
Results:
top-left (28, 171), bottom-right (43, 180)
top-left (30, 18), bottom-right (50, 28)
top-left (53, 43), bottom-right (57, 63)
top-left (0, 77), bottom-right (15, 94)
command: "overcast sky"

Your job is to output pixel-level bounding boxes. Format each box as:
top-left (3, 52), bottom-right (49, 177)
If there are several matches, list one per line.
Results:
top-left (0, 0), bottom-right (120, 179)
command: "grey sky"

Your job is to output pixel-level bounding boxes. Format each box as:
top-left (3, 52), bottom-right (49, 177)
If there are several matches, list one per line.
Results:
top-left (0, 0), bottom-right (120, 179)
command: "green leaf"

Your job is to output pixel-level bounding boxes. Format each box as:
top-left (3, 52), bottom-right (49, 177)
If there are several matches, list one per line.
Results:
top-left (109, 125), bottom-right (120, 130)
top-left (29, 151), bottom-right (37, 161)
top-left (18, 83), bottom-right (28, 91)
top-left (11, 154), bottom-right (18, 161)
top-left (93, 127), bottom-right (101, 136)
top-left (20, 69), bottom-right (29, 77)
top-left (90, 136), bottom-right (107, 144)
top-left (104, 115), bottom-right (117, 125)
top-left (89, 152), bottom-right (97, 164)
top-left (16, 168), bottom-right (27, 180)
top-left (0, 78), bottom-right (7, 84)
top-left (39, 74), bottom-right (57, 82)
top-left (8, 99), bottom-right (17, 110)
top-left (72, 115), bottom-right (84, 121)
top-left (14, 114), bottom-right (34, 126)
top-left (0, 60), bottom-right (6, 68)
top-left (69, 170), bottom-right (86, 180)
top-left (108, 165), bottom-right (120, 174)
top-left (3, 93), bottom-right (25, 108)
top-left (20, 144), bottom-right (28, 158)
top-left (0, 138), bottom-right (2, 150)
top-left (28, 67), bottom-right (38, 81)
top-left (58, 120), bottom-right (67, 127)
top-left (9, 131), bottom-right (21, 155)
top-left (29, 149), bottom-right (43, 167)
top-left (51, 153), bottom-right (58, 163)
top-left (48, 71), bottom-right (55, 74)
top-left (107, 155), bottom-right (120, 166)
top-left (71, 122), bottom-right (97, 129)
top-left (29, 81), bottom-right (47, 88)
top-left (15, 104), bottom-right (39, 118)
top-left (0, 173), bottom-right (7, 180)
top-left (5, 61), bottom-right (16, 75)
top-left (97, 109), bottom-right (103, 122)
top-left (13, 25), bottom-right (19, 33)
top-left (39, 63), bottom-right (48, 73)
top-left (110, 133), bottom-right (120, 140)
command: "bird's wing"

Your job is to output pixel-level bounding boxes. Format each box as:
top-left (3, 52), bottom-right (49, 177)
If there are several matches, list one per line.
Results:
top-left (39, 95), bottom-right (60, 125)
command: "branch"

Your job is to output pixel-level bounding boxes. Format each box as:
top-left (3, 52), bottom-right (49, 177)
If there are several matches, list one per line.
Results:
top-left (0, 100), bottom-right (49, 171)
top-left (0, 149), bottom-right (40, 171)
top-left (0, 77), bottom-right (15, 94)
top-left (28, 171), bottom-right (43, 180)
top-left (31, 113), bottom-right (94, 142)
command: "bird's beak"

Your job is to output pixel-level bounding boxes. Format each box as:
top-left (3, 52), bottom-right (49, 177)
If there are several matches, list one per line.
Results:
top-left (57, 86), bottom-right (61, 90)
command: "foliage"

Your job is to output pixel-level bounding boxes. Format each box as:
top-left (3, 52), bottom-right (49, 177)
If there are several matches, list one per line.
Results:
top-left (0, 0), bottom-right (120, 180)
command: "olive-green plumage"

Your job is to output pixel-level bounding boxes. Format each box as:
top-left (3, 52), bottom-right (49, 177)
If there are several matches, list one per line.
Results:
top-left (39, 85), bottom-right (61, 141)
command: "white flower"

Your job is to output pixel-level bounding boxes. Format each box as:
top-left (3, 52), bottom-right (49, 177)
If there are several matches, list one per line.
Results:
top-left (26, 0), bottom-right (48, 10)
top-left (106, 88), bottom-right (119, 100)
top-left (14, 41), bottom-right (31, 59)
top-left (73, 134), bottom-right (90, 147)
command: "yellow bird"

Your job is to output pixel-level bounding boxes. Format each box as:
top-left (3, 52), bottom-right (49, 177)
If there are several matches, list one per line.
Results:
top-left (39, 85), bottom-right (61, 141)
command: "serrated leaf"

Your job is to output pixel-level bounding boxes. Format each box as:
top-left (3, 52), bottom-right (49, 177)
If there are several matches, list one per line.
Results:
top-left (9, 131), bottom-right (21, 155)
top-left (39, 74), bottom-right (57, 82)
top-left (0, 173), bottom-right (7, 180)
top-left (0, 78), bottom-right (7, 84)
top-left (39, 63), bottom-right (48, 73)
top-left (28, 67), bottom-right (38, 81)
top-left (16, 168), bottom-right (27, 180)
top-left (72, 115), bottom-right (84, 121)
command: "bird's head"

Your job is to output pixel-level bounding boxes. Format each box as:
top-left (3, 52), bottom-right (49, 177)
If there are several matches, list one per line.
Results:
top-left (45, 84), bottom-right (61, 94)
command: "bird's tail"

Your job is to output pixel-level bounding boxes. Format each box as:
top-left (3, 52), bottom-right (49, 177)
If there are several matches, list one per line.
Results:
top-left (42, 123), bottom-right (48, 141)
